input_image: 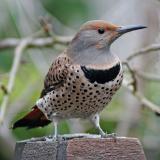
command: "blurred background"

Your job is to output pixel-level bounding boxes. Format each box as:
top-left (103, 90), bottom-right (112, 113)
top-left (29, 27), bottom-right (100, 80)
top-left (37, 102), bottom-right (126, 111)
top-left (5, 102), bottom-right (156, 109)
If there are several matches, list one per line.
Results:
top-left (0, 0), bottom-right (160, 159)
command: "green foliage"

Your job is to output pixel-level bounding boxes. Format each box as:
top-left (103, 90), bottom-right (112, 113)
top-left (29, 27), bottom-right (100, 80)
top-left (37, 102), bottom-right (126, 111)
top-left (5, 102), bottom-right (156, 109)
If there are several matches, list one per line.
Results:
top-left (41, 0), bottom-right (91, 25)
top-left (12, 125), bottom-right (52, 140)
top-left (0, 50), bottom-right (13, 71)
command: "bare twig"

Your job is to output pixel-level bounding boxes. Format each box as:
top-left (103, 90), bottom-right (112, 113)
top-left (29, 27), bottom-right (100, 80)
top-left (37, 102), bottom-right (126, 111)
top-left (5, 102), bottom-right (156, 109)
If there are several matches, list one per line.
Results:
top-left (127, 43), bottom-right (160, 61)
top-left (123, 60), bottom-right (160, 114)
top-left (39, 16), bottom-right (54, 36)
top-left (134, 70), bottom-right (160, 82)
top-left (0, 39), bottom-right (30, 125)
top-left (122, 61), bottom-right (137, 92)
top-left (0, 36), bottom-right (73, 50)
top-left (123, 79), bottom-right (160, 115)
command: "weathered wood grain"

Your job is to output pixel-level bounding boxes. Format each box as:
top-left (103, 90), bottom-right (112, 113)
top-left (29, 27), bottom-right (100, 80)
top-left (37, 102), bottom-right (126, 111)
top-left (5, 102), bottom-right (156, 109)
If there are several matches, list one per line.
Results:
top-left (14, 136), bottom-right (146, 160)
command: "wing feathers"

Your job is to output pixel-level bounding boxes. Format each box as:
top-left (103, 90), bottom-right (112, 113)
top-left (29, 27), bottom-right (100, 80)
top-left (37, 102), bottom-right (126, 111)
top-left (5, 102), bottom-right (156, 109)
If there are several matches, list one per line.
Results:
top-left (13, 54), bottom-right (71, 129)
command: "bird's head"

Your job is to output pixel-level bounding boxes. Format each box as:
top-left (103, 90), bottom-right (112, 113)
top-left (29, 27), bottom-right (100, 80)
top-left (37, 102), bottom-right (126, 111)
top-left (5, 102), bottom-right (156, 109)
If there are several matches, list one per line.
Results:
top-left (68, 20), bottom-right (146, 65)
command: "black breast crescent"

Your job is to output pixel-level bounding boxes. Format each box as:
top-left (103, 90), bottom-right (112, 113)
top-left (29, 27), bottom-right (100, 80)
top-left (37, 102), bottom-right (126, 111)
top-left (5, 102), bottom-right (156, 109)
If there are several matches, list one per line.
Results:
top-left (81, 63), bottom-right (120, 84)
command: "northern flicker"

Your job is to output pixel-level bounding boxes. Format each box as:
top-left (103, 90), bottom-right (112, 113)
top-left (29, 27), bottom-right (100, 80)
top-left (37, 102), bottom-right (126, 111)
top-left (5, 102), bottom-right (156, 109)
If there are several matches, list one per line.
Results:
top-left (13, 20), bottom-right (146, 139)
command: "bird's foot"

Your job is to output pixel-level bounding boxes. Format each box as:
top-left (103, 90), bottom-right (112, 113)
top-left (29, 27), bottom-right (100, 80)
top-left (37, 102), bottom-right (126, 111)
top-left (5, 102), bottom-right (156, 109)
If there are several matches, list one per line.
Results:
top-left (102, 133), bottom-right (117, 138)
top-left (44, 135), bottom-right (62, 142)
top-left (101, 133), bottom-right (117, 142)
top-left (44, 136), bottom-right (54, 142)
top-left (29, 137), bottom-right (47, 142)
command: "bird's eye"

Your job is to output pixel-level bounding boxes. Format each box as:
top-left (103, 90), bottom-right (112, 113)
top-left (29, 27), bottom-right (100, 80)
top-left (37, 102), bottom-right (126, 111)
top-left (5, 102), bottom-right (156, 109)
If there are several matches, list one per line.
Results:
top-left (98, 28), bottom-right (105, 34)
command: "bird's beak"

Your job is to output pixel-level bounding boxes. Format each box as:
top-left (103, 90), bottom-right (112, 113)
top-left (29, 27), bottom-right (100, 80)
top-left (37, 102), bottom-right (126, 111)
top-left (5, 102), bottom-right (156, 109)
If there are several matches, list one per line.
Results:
top-left (117, 25), bottom-right (147, 35)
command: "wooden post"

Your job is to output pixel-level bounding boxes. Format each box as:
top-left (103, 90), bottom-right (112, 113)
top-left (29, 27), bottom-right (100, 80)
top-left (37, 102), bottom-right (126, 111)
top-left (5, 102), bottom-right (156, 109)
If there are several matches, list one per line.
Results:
top-left (14, 135), bottom-right (146, 160)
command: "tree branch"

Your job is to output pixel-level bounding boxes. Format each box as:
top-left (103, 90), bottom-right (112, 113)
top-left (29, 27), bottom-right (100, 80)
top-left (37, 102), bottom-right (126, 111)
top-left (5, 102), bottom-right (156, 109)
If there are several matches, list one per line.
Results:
top-left (127, 43), bottom-right (160, 61)
top-left (122, 77), bottom-right (160, 115)
top-left (134, 70), bottom-right (160, 82)
top-left (0, 39), bottom-right (29, 125)
top-left (122, 62), bottom-right (137, 92)
top-left (0, 36), bottom-right (73, 50)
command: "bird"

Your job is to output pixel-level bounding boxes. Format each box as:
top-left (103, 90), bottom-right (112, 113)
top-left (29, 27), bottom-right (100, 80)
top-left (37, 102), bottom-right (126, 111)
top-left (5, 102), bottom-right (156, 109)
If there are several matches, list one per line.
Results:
top-left (13, 20), bottom-right (146, 139)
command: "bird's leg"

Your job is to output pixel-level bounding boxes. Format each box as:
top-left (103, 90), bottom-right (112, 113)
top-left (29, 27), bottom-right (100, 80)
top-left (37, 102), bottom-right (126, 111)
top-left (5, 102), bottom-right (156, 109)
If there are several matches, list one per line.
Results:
top-left (52, 121), bottom-right (58, 140)
top-left (89, 113), bottom-right (117, 139)
top-left (89, 113), bottom-right (105, 136)
top-left (44, 121), bottom-right (59, 141)
top-left (54, 122), bottom-right (58, 137)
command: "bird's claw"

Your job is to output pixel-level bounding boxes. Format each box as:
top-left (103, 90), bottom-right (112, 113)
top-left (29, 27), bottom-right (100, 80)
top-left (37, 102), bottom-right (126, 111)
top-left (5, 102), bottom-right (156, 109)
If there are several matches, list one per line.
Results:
top-left (44, 135), bottom-right (62, 142)
top-left (44, 137), bottom-right (54, 142)
top-left (101, 133), bottom-right (117, 142)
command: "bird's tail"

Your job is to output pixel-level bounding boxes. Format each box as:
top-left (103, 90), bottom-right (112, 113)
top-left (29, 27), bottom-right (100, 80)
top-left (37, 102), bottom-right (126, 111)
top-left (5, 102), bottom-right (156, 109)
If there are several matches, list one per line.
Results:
top-left (12, 106), bottom-right (51, 129)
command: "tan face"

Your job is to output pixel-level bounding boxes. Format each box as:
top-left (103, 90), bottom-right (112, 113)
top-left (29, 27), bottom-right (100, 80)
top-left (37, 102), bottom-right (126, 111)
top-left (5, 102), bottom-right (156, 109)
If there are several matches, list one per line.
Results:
top-left (71, 20), bottom-right (146, 51)
top-left (71, 20), bottom-right (120, 51)
top-left (68, 20), bottom-right (146, 65)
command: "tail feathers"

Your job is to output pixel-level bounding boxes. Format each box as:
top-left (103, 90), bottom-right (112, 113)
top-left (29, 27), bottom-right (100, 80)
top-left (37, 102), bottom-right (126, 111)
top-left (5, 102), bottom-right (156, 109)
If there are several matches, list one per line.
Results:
top-left (13, 106), bottom-right (51, 129)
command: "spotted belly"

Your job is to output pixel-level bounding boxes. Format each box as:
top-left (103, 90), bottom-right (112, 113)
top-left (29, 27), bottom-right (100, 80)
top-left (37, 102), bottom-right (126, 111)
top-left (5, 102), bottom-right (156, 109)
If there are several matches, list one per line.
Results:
top-left (37, 65), bottom-right (123, 120)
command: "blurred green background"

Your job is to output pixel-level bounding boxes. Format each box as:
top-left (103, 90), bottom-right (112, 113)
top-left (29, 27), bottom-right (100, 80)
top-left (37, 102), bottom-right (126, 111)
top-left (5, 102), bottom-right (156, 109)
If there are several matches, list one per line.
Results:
top-left (0, 0), bottom-right (160, 159)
